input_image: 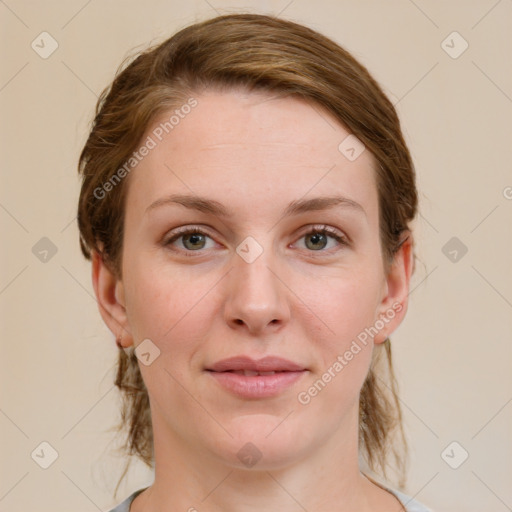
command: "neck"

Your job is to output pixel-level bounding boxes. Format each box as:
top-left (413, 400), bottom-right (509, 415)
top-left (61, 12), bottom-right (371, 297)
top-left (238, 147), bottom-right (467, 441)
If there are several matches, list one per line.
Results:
top-left (133, 404), bottom-right (388, 512)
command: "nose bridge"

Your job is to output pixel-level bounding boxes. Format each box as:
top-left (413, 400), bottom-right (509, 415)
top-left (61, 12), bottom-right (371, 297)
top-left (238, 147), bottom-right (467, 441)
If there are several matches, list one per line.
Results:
top-left (224, 235), bottom-right (289, 333)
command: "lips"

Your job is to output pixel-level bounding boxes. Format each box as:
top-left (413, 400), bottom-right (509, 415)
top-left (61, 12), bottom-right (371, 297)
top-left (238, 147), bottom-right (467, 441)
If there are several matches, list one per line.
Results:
top-left (206, 355), bottom-right (306, 373)
top-left (227, 370), bottom-right (278, 376)
top-left (206, 356), bottom-right (307, 399)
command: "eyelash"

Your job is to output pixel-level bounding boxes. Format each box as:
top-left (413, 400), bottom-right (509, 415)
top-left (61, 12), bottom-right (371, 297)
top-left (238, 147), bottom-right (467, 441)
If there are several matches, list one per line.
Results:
top-left (163, 225), bottom-right (349, 257)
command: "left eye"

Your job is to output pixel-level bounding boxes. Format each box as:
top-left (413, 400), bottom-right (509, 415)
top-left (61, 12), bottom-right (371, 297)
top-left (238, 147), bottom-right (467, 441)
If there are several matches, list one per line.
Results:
top-left (295, 227), bottom-right (347, 251)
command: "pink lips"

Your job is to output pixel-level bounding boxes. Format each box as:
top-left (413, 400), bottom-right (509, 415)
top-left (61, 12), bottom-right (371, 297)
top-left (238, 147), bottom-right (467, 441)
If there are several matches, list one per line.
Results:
top-left (206, 356), bottom-right (307, 399)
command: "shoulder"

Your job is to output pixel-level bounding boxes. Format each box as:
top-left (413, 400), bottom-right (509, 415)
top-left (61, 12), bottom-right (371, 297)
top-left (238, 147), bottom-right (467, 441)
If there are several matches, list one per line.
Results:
top-left (388, 487), bottom-right (434, 512)
top-left (109, 485), bottom-right (433, 512)
top-left (106, 488), bottom-right (147, 512)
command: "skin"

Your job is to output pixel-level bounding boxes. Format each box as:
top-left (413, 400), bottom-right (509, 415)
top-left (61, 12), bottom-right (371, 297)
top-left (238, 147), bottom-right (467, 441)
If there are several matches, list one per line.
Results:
top-left (92, 89), bottom-right (413, 512)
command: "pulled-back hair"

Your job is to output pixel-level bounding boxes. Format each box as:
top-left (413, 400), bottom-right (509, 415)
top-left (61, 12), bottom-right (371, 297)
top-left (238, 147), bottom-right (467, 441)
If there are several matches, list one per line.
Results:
top-left (77, 13), bottom-right (417, 494)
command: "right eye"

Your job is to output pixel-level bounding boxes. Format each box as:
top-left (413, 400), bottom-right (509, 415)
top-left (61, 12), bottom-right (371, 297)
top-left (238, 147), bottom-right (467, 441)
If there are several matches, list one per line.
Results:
top-left (164, 227), bottom-right (217, 254)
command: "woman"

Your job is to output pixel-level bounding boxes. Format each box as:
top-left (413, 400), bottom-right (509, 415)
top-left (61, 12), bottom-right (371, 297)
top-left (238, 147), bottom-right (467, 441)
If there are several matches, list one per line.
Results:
top-left (78, 13), bottom-right (432, 512)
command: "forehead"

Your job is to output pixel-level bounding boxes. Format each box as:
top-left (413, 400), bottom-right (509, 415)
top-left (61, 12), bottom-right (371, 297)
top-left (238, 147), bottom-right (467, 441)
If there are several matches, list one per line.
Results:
top-left (145, 89), bottom-right (359, 155)
top-left (125, 89), bottom-right (378, 219)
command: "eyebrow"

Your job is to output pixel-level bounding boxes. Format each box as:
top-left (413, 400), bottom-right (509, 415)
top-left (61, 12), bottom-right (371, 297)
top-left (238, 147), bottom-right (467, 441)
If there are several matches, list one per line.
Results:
top-left (145, 193), bottom-right (366, 218)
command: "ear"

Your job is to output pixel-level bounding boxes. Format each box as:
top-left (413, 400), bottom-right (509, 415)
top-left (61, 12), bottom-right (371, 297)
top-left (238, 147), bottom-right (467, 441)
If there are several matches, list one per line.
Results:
top-left (373, 231), bottom-right (414, 344)
top-left (91, 250), bottom-right (133, 348)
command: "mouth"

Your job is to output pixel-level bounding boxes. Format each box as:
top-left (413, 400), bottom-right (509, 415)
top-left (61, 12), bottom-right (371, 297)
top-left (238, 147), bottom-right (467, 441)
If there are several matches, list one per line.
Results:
top-left (206, 355), bottom-right (307, 373)
top-left (217, 370), bottom-right (283, 376)
top-left (205, 356), bottom-right (308, 398)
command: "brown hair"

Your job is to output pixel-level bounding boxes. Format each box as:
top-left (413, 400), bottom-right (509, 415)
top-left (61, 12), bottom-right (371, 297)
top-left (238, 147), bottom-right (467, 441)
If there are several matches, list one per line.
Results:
top-left (77, 13), bottom-right (417, 494)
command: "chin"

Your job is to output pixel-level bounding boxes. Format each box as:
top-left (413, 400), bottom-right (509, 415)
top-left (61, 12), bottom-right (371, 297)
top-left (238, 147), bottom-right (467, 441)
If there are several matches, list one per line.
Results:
top-left (214, 414), bottom-right (311, 471)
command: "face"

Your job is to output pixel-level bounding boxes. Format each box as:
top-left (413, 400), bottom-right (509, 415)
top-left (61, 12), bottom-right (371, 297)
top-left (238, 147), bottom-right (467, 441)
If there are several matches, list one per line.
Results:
top-left (93, 88), bottom-right (412, 471)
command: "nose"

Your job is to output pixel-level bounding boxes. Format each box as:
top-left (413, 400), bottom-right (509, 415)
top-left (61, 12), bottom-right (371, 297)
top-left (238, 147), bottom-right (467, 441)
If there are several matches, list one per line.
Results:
top-left (223, 243), bottom-right (290, 336)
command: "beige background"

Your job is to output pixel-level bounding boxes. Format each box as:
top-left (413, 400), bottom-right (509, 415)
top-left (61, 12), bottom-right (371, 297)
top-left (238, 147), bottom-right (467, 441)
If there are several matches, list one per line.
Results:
top-left (1, 1), bottom-right (511, 511)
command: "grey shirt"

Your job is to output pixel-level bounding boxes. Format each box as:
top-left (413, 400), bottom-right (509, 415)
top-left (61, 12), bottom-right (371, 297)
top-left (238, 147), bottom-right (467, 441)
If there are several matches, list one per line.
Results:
top-left (108, 486), bottom-right (433, 511)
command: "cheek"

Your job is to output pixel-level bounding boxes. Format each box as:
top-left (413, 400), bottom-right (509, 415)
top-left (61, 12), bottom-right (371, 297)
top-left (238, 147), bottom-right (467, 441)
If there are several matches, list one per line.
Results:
top-left (298, 270), bottom-right (383, 350)
top-left (123, 257), bottom-right (219, 350)
top-left (296, 278), bottom-right (378, 412)
top-left (292, 272), bottom-right (382, 407)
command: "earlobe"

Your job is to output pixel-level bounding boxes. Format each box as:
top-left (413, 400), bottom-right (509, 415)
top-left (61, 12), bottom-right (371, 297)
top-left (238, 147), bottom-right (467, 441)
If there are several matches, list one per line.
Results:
top-left (373, 232), bottom-right (414, 344)
top-left (91, 250), bottom-right (133, 347)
